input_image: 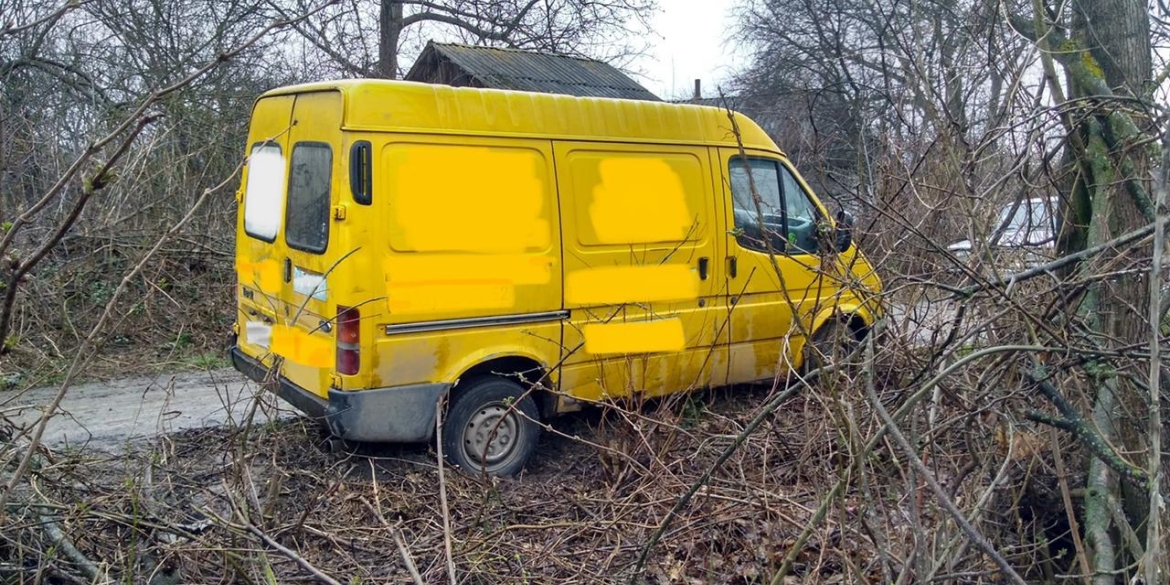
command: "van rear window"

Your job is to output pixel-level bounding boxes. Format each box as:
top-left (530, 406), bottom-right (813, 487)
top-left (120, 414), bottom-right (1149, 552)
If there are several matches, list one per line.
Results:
top-left (285, 142), bottom-right (332, 254)
top-left (243, 143), bottom-right (285, 242)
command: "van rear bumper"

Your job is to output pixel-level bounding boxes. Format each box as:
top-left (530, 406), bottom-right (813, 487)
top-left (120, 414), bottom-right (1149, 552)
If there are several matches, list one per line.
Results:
top-left (230, 347), bottom-right (448, 443)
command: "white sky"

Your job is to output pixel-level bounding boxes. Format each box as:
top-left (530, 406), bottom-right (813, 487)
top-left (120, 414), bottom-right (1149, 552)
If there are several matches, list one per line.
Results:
top-left (629, 0), bottom-right (746, 100)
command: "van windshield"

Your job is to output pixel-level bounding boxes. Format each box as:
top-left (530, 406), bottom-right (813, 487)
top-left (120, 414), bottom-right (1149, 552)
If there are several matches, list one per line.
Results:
top-left (999, 199), bottom-right (1054, 234)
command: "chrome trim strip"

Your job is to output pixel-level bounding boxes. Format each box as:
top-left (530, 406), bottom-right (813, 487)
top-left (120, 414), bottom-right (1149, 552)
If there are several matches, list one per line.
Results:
top-left (384, 310), bottom-right (569, 335)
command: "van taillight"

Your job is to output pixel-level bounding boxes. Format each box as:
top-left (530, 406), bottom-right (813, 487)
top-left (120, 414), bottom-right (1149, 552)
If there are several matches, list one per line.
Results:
top-left (336, 306), bottom-right (360, 375)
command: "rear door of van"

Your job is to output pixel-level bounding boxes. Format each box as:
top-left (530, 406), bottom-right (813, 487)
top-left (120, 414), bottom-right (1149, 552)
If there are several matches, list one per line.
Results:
top-left (237, 90), bottom-right (343, 399)
top-left (236, 94), bottom-right (294, 371)
top-left (277, 91), bottom-right (344, 397)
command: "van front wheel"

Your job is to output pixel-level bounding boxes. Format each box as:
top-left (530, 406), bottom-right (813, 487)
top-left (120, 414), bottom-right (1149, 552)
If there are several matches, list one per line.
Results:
top-left (441, 377), bottom-right (541, 477)
top-left (803, 318), bottom-right (861, 375)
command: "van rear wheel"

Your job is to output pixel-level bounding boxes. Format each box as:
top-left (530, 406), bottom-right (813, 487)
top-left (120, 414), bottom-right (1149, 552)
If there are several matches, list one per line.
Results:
top-left (441, 377), bottom-right (540, 477)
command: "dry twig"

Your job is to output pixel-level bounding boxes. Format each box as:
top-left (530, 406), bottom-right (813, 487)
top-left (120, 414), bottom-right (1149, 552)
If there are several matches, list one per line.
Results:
top-left (435, 397), bottom-right (458, 585)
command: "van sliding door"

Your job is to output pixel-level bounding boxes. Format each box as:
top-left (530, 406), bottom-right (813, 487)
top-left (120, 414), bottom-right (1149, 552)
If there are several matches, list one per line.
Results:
top-left (555, 142), bottom-right (725, 400)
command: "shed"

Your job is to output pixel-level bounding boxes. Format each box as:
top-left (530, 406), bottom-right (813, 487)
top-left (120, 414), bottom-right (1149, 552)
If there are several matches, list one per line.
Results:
top-left (404, 41), bottom-right (660, 101)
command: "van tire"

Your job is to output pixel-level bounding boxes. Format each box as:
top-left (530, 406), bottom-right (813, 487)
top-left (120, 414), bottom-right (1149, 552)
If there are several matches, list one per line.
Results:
top-left (803, 318), bottom-right (860, 375)
top-left (441, 377), bottom-right (541, 477)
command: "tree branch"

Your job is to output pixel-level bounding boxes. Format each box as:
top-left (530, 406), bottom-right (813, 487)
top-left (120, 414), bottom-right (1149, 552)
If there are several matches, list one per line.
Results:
top-left (1026, 364), bottom-right (1151, 489)
top-left (0, 0), bottom-right (340, 352)
top-left (400, 0), bottom-right (541, 42)
top-left (0, 157), bottom-right (243, 514)
top-left (243, 522), bottom-right (342, 585)
top-left (957, 216), bottom-right (1168, 297)
top-left (1005, 9), bottom-right (1156, 222)
top-left (37, 508), bottom-right (103, 582)
top-left (401, 11), bottom-right (505, 40)
top-left (629, 382), bottom-right (804, 583)
top-left (1025, 410), bottom-right (1078, 433)
top-left (864, 337), bottom-right (1028, 585)
top-left (0, 1), bottom-right (90, 38)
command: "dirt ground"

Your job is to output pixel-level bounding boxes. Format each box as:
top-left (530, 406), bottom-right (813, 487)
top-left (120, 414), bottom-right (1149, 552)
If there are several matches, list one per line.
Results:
top-left (7, 380), bottom-right (883, 585)
top-left (2, 308), bottom-right (1040, 584)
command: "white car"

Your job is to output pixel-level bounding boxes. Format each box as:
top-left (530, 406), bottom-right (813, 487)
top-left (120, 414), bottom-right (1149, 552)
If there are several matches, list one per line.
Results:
top-left (947, 196), bottom-right (1059, 270)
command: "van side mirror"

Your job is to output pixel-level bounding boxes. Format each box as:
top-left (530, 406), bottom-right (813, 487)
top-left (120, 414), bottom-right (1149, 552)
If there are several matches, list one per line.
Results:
top-left (834, 210), bottom-right (854, 252)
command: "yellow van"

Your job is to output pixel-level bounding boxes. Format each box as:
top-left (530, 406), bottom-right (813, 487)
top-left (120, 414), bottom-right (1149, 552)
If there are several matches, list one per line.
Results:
top-left (229, 79), bottom-right (882, 476)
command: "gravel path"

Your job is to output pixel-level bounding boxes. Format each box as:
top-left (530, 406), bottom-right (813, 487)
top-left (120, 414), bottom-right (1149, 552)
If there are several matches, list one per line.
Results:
top-left (3, 368), bottom-right (289, 451)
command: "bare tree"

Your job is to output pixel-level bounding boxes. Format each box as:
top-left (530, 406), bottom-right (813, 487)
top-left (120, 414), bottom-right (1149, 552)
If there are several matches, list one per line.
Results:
top-left (732, 0), bottom-right (1167, 581)
top-left (733, 0), bottom-right (1034, 216)
top-left (0, 0), bottom-right (310, 358)
top-left (271, 0), bottom-right (658, 79)
top-left (998, 1), bottom-right (1165, 581)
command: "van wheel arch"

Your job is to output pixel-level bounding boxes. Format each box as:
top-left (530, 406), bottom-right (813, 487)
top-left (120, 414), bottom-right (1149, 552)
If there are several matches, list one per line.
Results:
top-left (454, 356), bottom-right (555, 418)
top-left (842, 313), bottom-right (871, 341)
top-left (803, 312), bottom-right (870, 373)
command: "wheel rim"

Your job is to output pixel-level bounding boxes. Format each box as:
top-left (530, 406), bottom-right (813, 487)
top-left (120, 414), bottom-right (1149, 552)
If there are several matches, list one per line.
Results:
top-left (809, 323), bottom-right (857, 368)
top-left (462, 403), bottom-right (520, 466)
top-left (832, 334), bottom-right (854, 362)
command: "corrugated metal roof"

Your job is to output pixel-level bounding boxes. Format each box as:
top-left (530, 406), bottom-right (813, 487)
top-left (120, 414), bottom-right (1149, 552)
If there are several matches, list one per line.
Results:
top-left (405, 42), bottom-right (661, 102)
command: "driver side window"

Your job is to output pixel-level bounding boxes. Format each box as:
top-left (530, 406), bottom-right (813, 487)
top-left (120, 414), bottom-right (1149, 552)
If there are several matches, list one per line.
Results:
top-left (778, 164), bottom-right (820, 254)
top-left (729, 157), bottom-right (821, 255)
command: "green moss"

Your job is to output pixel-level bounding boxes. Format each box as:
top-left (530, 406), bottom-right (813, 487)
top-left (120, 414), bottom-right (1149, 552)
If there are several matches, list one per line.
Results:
top-left (1081, 51), bottom-right (1104, 79)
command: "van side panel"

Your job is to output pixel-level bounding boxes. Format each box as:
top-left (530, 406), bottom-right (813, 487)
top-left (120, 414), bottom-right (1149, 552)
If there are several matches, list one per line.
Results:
top-left (371, 324), bottom-right (562, 389)
top-left (553, 142), bottom-right (724, 402)
top-left (367, 135), bottom-right (564, 390)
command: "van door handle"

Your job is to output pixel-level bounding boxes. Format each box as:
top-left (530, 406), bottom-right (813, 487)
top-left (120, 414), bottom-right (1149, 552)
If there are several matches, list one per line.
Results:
top-left (698, 257), bottom-right (709, 280)
top-left (728, 256), bottom-right (738, 278)
top-left (283, 258), bottom-right (292, 283)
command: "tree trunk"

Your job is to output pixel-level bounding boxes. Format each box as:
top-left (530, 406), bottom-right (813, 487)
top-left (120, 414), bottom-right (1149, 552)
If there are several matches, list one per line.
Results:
top-left (1066, 0), bottom-right (1156, 580)
top-left (1080, 121), bottom-right (1121, 585)
top-left (378, 0), bottom-right (403, 79)
top-left (1071, 0), bottom-right (1151, 98)
top-left (1071, 0), bottom-right (1153, 341)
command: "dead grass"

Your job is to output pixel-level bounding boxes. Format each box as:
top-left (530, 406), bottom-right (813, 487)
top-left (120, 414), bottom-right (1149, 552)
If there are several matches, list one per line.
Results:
top-left (1, 347), bottom-right (1080, 584)
top-left (2, 242), bottom-right (235, 390)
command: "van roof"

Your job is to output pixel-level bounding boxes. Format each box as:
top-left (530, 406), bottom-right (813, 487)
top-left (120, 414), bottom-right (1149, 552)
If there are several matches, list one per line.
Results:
top-left (259, 79), bottom-right (783, 153)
